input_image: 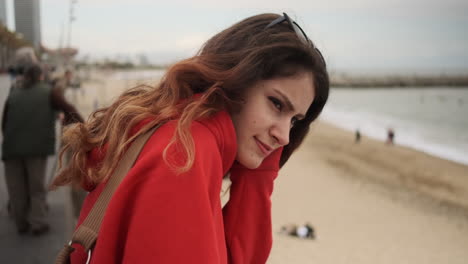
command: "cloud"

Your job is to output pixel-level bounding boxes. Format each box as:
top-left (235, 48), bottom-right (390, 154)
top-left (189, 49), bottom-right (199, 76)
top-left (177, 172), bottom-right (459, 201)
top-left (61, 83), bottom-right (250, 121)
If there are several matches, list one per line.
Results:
top-left (174, 33), bottom-right (210, 51)
top-left (41, 0), bottom-right (468, 72)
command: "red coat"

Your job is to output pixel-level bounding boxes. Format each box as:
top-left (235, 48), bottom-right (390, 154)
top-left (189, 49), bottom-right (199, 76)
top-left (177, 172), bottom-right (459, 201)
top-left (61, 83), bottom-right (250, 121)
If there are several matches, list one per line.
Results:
top-left (70, 111), bottom-right (280, 263)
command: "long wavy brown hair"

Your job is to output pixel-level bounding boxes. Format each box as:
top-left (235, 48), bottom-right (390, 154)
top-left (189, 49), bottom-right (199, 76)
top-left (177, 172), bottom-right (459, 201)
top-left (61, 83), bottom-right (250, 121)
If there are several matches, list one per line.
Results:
top-left (51, 13), bottom-right (329, 188)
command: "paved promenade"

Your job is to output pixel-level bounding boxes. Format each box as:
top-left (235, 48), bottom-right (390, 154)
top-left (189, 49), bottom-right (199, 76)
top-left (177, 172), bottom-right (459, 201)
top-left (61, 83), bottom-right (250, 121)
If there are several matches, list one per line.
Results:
top-left (0, 74), bottom-right (75, 263)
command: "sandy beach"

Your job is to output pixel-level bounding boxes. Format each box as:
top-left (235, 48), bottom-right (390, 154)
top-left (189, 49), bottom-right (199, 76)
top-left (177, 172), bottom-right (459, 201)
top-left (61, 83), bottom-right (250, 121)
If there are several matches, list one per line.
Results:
top-left (76, 71), bottom-right (468, 263)
top-left (269, 121), bottom-right (468, 263)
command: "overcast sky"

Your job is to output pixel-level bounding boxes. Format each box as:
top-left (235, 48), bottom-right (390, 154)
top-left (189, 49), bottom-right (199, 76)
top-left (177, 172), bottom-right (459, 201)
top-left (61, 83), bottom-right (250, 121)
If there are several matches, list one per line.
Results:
top-left (5, 0), bottom-right (468, 74)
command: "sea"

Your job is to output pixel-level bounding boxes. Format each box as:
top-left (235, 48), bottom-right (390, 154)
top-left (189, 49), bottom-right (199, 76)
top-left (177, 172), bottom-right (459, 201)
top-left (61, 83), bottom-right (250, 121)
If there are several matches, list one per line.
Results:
top-left (321, 87), bottom-right (468, 166)
top-left (110, 71), bottom-right (468, 166)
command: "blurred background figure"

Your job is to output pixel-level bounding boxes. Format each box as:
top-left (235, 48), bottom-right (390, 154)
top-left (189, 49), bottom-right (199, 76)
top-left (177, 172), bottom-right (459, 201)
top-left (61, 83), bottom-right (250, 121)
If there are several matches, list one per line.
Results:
top-left (387, 128), bottom-right (395, 145)
top-left (6, 47), bottom-right (39, 83)
top-left (1, 64), bottom-right (83, 236)
top-left (51, 69), bottom-right (72, 91)
top-left (2, 64), bottom-right (54, 235)
top-left (12, 47), bottom-right (39, 71)
top-left (355, 129), bottom-right (361, 143)
top-left (48, 68), bottom-right (87, 221)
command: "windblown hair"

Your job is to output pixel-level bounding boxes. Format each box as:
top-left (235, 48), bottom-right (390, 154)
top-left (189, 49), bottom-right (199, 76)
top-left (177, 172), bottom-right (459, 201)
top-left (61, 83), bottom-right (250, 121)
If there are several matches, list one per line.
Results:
top-left (51, 13), bottom-right (329, 188)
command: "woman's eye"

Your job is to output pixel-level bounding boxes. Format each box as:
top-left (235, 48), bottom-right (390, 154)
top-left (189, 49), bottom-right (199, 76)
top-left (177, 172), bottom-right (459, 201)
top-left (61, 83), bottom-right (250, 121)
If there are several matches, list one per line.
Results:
top-left (269, 97), bottom-right (283, 111)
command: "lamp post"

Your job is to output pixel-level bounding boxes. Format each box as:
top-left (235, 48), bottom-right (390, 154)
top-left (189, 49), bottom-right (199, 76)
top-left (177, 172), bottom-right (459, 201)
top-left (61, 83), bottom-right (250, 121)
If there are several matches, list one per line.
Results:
top-left (67, 0), bottom-right (77, 48)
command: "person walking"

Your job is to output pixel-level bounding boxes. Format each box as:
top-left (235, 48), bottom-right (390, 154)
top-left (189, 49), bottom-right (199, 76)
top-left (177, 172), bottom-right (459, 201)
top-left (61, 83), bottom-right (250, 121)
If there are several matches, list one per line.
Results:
top-left (2, 64), bottom-right (83, 235)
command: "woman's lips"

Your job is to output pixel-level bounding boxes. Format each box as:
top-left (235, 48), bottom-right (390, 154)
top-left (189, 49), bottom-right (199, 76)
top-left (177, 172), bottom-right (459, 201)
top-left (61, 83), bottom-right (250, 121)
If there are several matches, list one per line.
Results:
top-left (255, 137), bottom-right (272, 156)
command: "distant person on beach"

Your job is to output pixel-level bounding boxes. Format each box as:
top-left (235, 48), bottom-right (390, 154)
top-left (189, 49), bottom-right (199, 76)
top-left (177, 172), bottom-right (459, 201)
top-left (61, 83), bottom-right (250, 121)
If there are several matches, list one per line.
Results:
top-left (51, 12), bottom-right (329, 263)
top-left (387, 128), bottom-right (395, 144)
top-left (280, 223), bottom-right (315, 239)
top-left (355, 129), bottom-right (361, 143)
top-left (1, 64), bottom-right (84, 236)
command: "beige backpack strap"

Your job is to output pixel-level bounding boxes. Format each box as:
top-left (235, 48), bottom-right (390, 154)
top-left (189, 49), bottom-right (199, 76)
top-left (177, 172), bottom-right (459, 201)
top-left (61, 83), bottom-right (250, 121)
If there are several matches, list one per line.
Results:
top-left (55, 124), bottom-right (162, 264)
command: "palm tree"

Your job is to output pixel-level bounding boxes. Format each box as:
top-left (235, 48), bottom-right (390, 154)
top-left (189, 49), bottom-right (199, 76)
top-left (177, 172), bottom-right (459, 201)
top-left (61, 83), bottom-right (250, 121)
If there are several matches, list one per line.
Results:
top-left (0, 23), bottom-right (31, 71)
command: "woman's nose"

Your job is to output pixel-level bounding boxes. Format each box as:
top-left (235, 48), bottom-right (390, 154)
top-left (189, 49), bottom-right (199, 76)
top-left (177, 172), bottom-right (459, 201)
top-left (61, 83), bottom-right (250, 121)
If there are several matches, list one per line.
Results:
top-left (270, 121), bottom-right (290, 146)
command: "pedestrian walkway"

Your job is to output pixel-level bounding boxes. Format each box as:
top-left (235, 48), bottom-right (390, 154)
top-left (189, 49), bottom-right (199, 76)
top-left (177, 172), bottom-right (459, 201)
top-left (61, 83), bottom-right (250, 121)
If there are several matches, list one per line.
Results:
top-left (0, 74), bottom-right (75, 263)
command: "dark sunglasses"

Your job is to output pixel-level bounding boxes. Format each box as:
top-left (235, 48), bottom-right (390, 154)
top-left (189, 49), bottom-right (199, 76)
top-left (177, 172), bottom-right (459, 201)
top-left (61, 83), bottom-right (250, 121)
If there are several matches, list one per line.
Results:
top-left (265, 13), bottom-right (326, 66)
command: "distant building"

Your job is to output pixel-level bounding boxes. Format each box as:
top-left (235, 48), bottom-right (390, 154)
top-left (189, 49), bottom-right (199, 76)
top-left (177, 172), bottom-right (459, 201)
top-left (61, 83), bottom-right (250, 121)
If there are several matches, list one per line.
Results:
top-left (14, 0), bottom-right (41, 49)
top-left (0, 0), bottom-right (7, 26)
top-left (138, 54), bottom-right (150, 67)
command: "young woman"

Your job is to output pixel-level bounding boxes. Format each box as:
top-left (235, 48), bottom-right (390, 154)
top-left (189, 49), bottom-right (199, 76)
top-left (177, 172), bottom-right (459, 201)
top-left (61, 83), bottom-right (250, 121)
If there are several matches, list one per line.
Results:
top-left (52, 13), bottom-right (329, 263)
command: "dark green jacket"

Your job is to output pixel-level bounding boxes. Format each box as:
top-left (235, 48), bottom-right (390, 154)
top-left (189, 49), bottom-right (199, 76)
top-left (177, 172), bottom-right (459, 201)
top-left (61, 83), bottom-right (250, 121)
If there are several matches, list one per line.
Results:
top-left (2, 82), bottom-right (57, 159)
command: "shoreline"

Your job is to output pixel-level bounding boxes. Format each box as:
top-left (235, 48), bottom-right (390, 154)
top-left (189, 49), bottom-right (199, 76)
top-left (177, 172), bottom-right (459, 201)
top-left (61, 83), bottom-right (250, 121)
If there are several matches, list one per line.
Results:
top-left (307, 121), bottom-right (468, 212)
top-left (321, 112), bottom-right (468, 167)
top-left (77, 69), bottom-right (468, 87)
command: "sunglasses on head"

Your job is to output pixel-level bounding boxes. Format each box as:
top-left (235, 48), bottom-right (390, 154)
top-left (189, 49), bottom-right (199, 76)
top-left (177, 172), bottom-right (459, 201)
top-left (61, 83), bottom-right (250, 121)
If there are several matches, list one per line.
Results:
top-left (265, 13), bottom-right (326, 66)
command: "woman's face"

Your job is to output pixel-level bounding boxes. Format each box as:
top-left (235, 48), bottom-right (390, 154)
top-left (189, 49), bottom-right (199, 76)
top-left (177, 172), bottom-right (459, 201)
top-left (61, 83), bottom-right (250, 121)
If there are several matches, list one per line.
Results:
top-left (231, 72), bottom-right (315, 169)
